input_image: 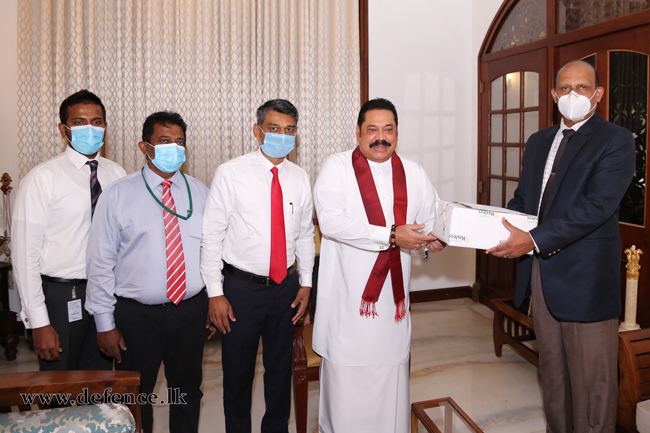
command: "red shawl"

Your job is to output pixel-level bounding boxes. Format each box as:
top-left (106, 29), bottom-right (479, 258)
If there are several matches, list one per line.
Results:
top-left (352, 147), bottom-right (407, 321)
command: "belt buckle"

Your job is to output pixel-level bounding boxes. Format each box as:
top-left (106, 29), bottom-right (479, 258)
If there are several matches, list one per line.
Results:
top-left (265, 277), bottom-right (272, 286)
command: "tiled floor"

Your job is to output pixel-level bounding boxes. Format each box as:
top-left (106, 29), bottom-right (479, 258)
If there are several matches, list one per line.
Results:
top-left (0, 298), bottom-right (546, 432)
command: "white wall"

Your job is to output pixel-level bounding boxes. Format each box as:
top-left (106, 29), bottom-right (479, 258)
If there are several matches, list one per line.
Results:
top-left (369, 0), bottom-right (503, 291)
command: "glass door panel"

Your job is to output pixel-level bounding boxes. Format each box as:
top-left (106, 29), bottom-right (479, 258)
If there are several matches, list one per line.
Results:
top-left (488, 71), bottom-right (540, 209)
top-left (609, 50), bottom-right (647, 227)
top-left (506, 147), bottom-right (520, 177)
top-left (506, 73), bottom-right (521, 109)
top-left (557, 0), bottom-right (650, 34)
top-left (507, 113), bottom-right (521, 142)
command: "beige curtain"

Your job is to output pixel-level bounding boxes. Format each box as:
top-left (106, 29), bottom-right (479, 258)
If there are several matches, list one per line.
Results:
top-left (17, 0), bottom-right (360, 185)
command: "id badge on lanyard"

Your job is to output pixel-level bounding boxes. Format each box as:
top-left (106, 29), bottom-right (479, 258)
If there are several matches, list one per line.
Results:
top-left (67, 285), bottom-right (83, 323)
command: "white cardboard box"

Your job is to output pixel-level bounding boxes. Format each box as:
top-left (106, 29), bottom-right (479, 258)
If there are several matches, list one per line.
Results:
top-left (431, 201), bottom-right (538, 251)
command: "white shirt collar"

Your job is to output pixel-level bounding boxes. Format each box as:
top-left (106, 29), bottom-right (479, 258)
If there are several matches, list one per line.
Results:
top-left (64, 145), bottom-right (100, 170)
top-left (560, 113), bottom-right (594, 133)
top-left (367, 155), bottom-right (393, 168)
top-left (255, 149), bottom-right (286, 173)
top-left (142, 163), bottom-right (184, 189)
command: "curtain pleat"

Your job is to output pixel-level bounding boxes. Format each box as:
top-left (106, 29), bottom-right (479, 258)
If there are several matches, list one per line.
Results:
top-left (17, 0), bottom-right (360, 185)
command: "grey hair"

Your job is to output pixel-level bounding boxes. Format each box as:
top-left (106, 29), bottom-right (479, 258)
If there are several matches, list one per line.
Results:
top-left (256, 99), bottom-right (299, 126)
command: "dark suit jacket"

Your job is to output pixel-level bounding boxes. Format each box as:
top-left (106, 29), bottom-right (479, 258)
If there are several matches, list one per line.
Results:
top-left (508, 113), bottom-right (635, 322)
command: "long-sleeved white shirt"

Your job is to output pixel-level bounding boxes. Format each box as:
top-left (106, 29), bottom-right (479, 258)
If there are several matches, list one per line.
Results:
top-left (201, 150), bottom-right (315, 297)
top-left (12, 146), bottom-right (126, 329)
top-left (312, 149), bottom-right (439, 366)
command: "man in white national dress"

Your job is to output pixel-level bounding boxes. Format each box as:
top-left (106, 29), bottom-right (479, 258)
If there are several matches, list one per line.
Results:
top-left (312, 98), bottom-right (446, 433)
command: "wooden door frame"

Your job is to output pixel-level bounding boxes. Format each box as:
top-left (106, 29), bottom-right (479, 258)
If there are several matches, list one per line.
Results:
top-left (359, 0), bottom-right (369, 105)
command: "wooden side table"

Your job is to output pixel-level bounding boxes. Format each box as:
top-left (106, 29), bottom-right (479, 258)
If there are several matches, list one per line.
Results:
top-left (0, 262), bottom-right (18, 361)
top-left (491, 297), bottom-right (538, 367)
top-left (411, 397), bottom-right (484, 433)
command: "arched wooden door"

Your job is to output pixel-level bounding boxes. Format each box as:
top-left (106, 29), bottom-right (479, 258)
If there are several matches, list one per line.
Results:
top-left (478, 0), bottom-right (650, 326)
top-left (478, 48), bottom-right (550, 302)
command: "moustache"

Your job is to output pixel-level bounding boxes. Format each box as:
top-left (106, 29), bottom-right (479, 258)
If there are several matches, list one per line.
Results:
top-left (369, 140), bottom-right (392, 148)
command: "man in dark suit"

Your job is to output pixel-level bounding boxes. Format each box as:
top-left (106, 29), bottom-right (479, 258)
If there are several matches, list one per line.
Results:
top-left (487, 60), bottom-right (636, 432)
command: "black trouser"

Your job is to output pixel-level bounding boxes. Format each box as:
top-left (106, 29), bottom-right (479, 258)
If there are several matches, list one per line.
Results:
top-left (39, 277), bottom-right (112, 371)
top-left (222, 269), bottom-right (299, 433)
top-left (114, 290), bottom-right (208, 433)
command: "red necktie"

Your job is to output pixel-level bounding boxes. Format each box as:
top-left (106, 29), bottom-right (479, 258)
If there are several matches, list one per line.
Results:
top-left (162, 180), bottom-right (186, 304)
top-left (270, 167), bottom-right (287, 284)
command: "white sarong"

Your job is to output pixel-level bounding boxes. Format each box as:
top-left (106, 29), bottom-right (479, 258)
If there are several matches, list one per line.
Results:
top-left (318, 357), bottom-right (410, 433)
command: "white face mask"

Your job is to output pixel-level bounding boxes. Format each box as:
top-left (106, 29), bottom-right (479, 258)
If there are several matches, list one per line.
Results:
top-left (557, 89), bottom-right (598, 122)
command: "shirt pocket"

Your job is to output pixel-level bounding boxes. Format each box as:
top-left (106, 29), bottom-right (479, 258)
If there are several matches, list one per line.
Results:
top-left (286, 203), bottom-right (303, 238)
top-left (187, 212), bottom-right (204, 239)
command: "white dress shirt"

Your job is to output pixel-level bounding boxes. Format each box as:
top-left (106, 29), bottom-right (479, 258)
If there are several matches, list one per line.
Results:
top-left (201, 150), bottom-right (315, 297)
top-left (312, 149), bottom-right (439, 366)
top-left (12, 146), bottom-right (127, 329)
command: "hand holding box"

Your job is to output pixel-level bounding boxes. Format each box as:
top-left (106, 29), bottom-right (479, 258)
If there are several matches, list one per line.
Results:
top-left (431, 201), bottom-right (537, 251)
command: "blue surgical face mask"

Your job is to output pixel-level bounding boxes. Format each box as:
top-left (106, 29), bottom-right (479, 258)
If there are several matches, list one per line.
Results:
top-left (146, 142), bottom-right (186, 173)
top-left (258, 127), bottom-right (296, 158)
top-left (65, 125), bottom-right (105, 155)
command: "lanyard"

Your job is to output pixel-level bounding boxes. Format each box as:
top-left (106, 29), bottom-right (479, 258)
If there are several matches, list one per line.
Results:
top-left (141, 167), bottom-right (193, 220)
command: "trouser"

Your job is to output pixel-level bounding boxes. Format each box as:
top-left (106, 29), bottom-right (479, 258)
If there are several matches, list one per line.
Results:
top-left (531, 257), bottom-right (618, 433)
top-left (221, 267), bottom-right (300, 433)
top-left (39, 277), bottom-right (112, 371)
top-left (114, 290), bottom-right (208, 433)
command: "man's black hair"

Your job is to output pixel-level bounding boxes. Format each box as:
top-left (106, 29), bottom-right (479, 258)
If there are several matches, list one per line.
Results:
top-left (256, 99), bottom-right (299, 125)
top-left (357, 98), bottom-right (398, 127)
top-left (142, 111), bottom-right (188, 143)
top-left (553, 60), bottom-right (600, 89)
top-left (59, 89), bottom-right (106, 124)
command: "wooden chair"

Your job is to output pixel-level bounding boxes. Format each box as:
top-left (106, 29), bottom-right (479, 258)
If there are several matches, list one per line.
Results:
top-left (491, 297), bottom-right (538, 367)
top-left (293, 317), bottom-right (321, 433)
top-left (293, 220), bottom-right (322, 433)
top-left (0, 370), bottom-right (142, 432)
top-left (618, 328), bottom-right (650, 432)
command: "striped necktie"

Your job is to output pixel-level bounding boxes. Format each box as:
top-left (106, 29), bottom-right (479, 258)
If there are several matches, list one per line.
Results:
top-left (162, 180), bottom-right (186, 304)
top-left (86, 160), bottom-right (101, 218)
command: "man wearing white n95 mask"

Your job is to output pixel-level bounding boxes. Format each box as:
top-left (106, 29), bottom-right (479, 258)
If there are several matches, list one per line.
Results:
top-left (12, 89), bottom-right (126, 370)
top-left (201, 99), bottom-right (315, 433)
top-left (487, 60), bottom-right (635, 432)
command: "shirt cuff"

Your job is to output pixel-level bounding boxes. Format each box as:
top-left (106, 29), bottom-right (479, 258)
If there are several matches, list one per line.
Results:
top-left (94, 313), bottom-right (116, 333)
top-left (206, 281), bottom-right (224, 297)
top-left (529, 232), bottom-right (540, 253)
top-left (20, 306), bottom-right (50, 329)
top-left (369, 225), bottom-right (392, 251)
top-left (298, 272), bottom-right (313, 288)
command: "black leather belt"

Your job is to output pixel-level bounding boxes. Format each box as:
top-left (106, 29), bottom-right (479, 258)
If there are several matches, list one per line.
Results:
top-left (41, 275), bottom-right (88, 285)
top-left (222, 262), bottom-right (295, 286)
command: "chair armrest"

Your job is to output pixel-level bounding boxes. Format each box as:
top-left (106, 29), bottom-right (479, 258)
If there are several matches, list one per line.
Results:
top-left (293, 321), bottom-right (308, 368)
top-left (0, 370), bottom-right (142, 433)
